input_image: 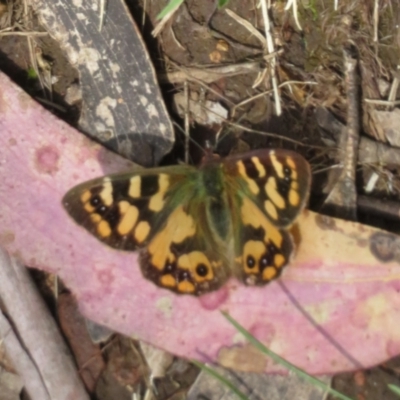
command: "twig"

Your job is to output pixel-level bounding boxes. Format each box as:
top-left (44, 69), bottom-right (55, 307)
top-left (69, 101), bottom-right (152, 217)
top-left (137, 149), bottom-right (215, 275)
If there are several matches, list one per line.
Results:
top-left (373, 0), bottom-right (379, 42)
top-left (225, 8), bottom-right (266, 47)
top-left (285, 0), bottom-right (302, 31)
top-left (99, 0), bottom-right (107, 31)
top-left (365, 98), bottom-right (400, 106)
top-left (152, 3), bottom-right (182, 37)
top-left (142, 0), bottom-right (147, 28)
top-left (386, 65), bottom-right (400, 109)
top-left (0, 312), bottom-right (50, 399)
top-left (0, 31), bottom-right (47, 36)
top-left (0, 249), bottom-right (90, 400)
top-left (322, 47), bottom-right (360, 220)
top-left (184, 80), bottom-right (189, 163)
top-left (232, 80), bottom-right (317, 118)
top-left (259, 0), bottom-right (282, 115)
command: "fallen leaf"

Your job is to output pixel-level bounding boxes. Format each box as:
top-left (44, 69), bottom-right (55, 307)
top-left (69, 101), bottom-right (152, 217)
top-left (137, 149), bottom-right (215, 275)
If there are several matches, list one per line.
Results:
top-left (1, 72), bottom-right (400, 375)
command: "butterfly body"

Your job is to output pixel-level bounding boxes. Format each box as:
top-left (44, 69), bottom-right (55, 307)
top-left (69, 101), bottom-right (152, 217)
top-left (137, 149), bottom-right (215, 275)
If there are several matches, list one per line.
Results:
top-left (63, 149), bottom-right (311, 295)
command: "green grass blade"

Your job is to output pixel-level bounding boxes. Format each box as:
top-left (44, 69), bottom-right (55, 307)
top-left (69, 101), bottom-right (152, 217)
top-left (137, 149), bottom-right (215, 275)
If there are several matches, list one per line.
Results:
top-left (157, 0), bottom-right (184, 19)
top-left (388, 384), bottom-right (400, 396)
top-left (218, 0), bottom-right (230, 8)
top-left (192, 360), bottom-right (249, 400)
top-left (222, 311), bottom-right (354, 400)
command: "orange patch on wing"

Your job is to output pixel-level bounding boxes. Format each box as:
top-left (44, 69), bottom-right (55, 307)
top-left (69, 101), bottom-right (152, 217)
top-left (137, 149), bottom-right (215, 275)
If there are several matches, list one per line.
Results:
top-left (147, 206), bottom-right (195, 270)
top-left (270, 151), bottom-right (284, 178)
top-left (241, 198), bottom-right (283, 248)
top-left (149, 174), bottom-right (170, 212)
top-left (265, 200), bottom-right (278, 220)
top-left (80, 190), bottom-right (91, 203)
top-left (289, 189), bottom-right (300, 207)
top-left (237, 160), bottom-right (259, 195)
top-left (90, 213), bottom-right (102, 223)
top-left (99, 178), bottom-right (113, 206)
top-left (251, 156), bottom-right (266, 177)
top-left (97, 220), bottom-right (111, 238)
top-left (160, 274), bottom-right (176, 288)
top-left (265, 177), bottom-right (285, 209)
top-left (117, 202), bottom-right (139, 235)
top-left (134, 221), bottom-right (150, 243)
top-left (177, 280), bottom-right (195, 293)
top-left (274, 254), bottom-right (286, 268)
top-left (262, 266), bottom-right (277, 281)
top-left (285, 156), bottom-right (298, 180)
top-left (128, 176), bottom-right (141, 198)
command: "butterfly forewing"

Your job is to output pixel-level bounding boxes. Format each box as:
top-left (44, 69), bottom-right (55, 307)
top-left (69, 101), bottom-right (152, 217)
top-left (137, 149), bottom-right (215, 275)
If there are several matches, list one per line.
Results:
top-left (222, 149), bottom-right (311, 227)
top-left (63, 166), bottom-right (194, 251)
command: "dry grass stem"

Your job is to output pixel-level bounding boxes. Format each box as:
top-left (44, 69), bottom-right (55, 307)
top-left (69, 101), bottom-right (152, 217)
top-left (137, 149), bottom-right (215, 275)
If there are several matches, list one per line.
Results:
top-left (152, 4), bottom-right (181, 37)
top-left (260, 0), bottom-right (282, 115)
top-left (373, 0), bottom-right (378, 42)
top-left (364, 99), bottom-right (400, 106)
top-left (225, 119), bottom-right (326, 149)
top-left (334, 0), bottom-right (339, 10)
top-left (142, 0), bottom-right (147, 27)
top-left (184, 81), bottom-right (190, 164)
top-left (386, 65), bottom-right (400, 108)
top-left (170, 25), bottom-right (185, 50)
top-left (36, 97), bottom-right (67, 112)
top-left (99, 0), bottom-right (106, 31)
top-left (225, 8), bottom-right (267, 47)
top-left (0, 30), bottom-right (47, 36)
top-left (232, 79), bottom-right (317, 118)
top-left (285, 0), bottom-right (302, 31)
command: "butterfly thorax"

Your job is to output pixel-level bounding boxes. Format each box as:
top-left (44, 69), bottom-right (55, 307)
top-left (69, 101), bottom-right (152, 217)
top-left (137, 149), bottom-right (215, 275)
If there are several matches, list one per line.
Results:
top-left (199, 164), bottom-right (232, 243)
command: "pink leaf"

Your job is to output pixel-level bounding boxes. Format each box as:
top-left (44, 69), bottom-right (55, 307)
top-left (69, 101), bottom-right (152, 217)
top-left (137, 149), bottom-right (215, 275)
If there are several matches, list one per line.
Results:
top-left (1, 72), bottom-right (399, 375)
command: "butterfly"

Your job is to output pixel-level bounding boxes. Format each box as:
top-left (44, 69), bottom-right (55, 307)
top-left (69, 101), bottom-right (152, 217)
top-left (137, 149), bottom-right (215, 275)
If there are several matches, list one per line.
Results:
top-left (62, 149), bottom-right (311, 296)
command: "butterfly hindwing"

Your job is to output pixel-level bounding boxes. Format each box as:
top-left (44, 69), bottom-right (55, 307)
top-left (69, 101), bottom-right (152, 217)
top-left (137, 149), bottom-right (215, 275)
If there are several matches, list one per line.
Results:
top-left (140, 201), bottom-right (231, 295)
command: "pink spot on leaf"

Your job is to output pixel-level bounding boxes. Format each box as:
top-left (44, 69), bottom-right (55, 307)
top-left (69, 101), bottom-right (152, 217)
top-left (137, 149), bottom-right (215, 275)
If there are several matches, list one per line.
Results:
top-left (35, 145), bottom-right (60, 175)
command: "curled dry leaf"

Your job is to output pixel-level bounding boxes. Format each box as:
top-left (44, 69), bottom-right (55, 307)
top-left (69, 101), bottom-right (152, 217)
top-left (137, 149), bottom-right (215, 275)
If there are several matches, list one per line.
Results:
top-left (1, 73), bottom-right (400, 375)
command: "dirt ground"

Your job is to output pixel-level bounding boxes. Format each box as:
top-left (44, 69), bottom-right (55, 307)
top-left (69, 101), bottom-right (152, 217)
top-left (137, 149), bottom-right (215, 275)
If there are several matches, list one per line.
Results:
top-left (1, 0), bottom-right (400, 399)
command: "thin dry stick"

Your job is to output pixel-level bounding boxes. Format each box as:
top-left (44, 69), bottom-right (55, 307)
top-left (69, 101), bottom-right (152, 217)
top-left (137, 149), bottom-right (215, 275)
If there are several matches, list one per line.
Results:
top-left (99, 0), bottom-right (106, 30)
top-left (0, 31), bottom-right (47, 36)
top-left (142, 0), bottom-right (147, 28)
top-left (365, 98), bottom-right (400, 106)
top-left (152, 3), bottom-right (182, 37)
top-left (169, 70), bottom-right (236, 107)
top-left (225, 8), bottom-right (266, 47)
top-left (162, 54), bottom-right (283, 84)
top-left (285, 0), bottom-right (302, 31)
top-left (232, 80), bottom-right (317, 117)
top-left (386, 65), bottom-right (400, 108)
top-left (225, 119), bottom-right (326, 149)
top-left (183, 81), bottom-right (190, 163)
top-left (373, 0), bottom-right (379, 42)
top-left (260, 0), bottom-right (282, 115)
top-left (323, 47), bottom-right (360, 220)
